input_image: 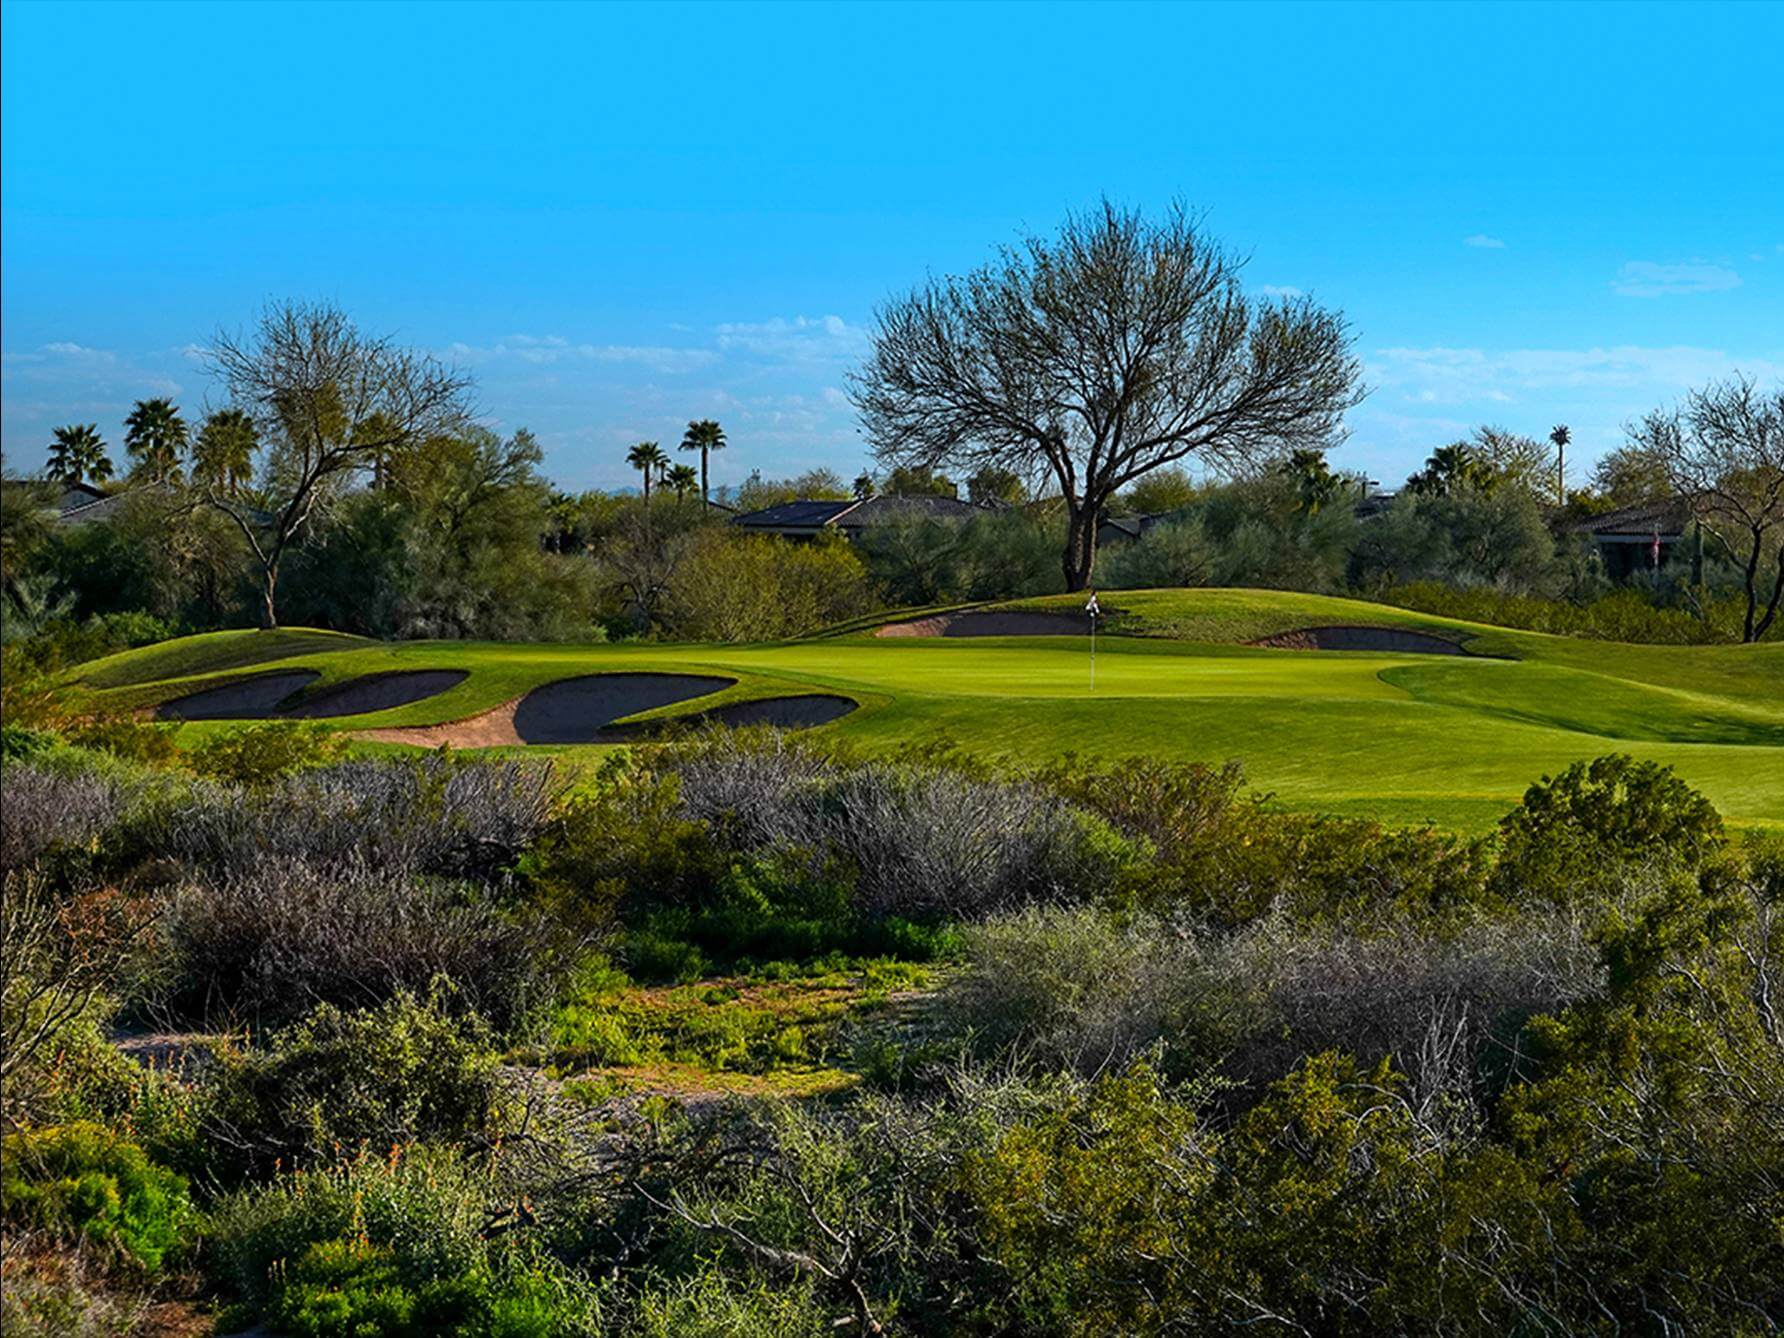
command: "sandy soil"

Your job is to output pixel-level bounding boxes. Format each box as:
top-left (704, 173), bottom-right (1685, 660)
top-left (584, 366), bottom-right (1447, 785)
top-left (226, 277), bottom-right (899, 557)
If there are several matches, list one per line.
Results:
top-left (875, 610), bottom-right (1090, 637)
top-left (1249, 625), bottom-right (1468, 655)
top-left (283, 669), bottom-right (470, 718)
top-left (356, 672), bottom-right (735, 747)
top-left (154, 670), bottom-right (320, 720)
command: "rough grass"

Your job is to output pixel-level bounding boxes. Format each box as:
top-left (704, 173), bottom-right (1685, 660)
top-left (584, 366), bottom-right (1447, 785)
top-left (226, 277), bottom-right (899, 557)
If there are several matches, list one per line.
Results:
top-left (81, 589), bottom-right (1784, 832)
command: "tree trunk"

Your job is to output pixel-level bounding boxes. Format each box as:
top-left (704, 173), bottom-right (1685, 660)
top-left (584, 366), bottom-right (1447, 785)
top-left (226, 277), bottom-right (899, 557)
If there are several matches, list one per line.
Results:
top-left (700, 449), bottom-right (709, 506)
top-left (1062, 503), bottom-right (1098, 591)
top-left (260, 565), bottom-right (279, 630)
top-left (1754, 546), bottom-right (1784, 642)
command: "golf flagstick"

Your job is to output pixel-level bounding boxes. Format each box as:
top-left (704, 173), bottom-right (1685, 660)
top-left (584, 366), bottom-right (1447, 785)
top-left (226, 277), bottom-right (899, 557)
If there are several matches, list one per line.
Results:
top-left (1086, 590), bottom-right (1100, 690)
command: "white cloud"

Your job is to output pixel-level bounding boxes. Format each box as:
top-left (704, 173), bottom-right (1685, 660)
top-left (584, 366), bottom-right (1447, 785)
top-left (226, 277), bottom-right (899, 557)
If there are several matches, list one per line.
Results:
top-left (443, 335), bottom-right (715, 374)
top-left (714, 314), bottom-right (867, 361)
top-left (1368, 344), bottom-right (1780, 405)
top-left (1258, 284), bottom-right (1304, 299)
top-left (1464, 234), bottom-right (1506, 249)
top-left (1611, 261), bottom-right (1740, 297)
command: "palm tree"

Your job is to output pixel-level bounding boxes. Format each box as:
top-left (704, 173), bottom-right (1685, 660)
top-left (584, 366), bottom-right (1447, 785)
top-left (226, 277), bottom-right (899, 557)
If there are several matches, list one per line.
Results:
top-left (626, 441), bottom-right (669, 502)
top-left (1550, 424), bottom-right (1571, 505)
top-left (123, 397), bottom-right (188, 483)
top-left (45, 423), bottom-right (114, 487)
top-left (665, 463), bottom-right (699, 502)
top-left (678, 419), bottom-right (726, 505)
top-left (192, 408), bottom-right (259, 496)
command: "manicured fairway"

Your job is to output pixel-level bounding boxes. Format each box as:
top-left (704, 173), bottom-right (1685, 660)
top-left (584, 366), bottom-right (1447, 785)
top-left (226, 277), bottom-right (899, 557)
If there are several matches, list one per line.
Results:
top-left (80, 589), bottom-right (1784, 833)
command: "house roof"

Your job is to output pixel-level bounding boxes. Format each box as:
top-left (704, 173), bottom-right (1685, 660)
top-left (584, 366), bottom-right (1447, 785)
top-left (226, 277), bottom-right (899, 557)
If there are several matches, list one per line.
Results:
top-left (832, 495), bottom-right (979, 530)
top-left (1570, 497), bottom-right (1694, 538)
top-left (732, 499), bottom-right (860, 530)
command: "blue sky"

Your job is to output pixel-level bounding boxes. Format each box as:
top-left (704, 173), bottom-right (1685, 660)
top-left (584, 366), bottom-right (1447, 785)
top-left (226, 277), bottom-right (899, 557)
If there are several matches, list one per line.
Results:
top-left (3, 0), bottom-right (1780, 493)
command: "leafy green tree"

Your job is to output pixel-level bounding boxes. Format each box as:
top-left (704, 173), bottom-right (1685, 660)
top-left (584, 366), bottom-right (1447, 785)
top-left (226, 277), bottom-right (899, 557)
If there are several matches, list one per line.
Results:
top-left (123, 397), bottom-right (188, 483)
top-left (883, 464), bottom-right (956, 498)
top-left (627, 441), bottom-right (668, 503)
top-left (45, 423), bottom-right (114, 487)
top-left (1278, 448), bottom-right (1346, 514)
top-left (1550, 423), bottom-right (1570, 504)
top-left (967, 465), bottom-right (1027, 506)
top-left (191, 408), bottom-right (258, 496)
top-left (678, 419), bottom-right (726, 504)
top-left (1120, 466), bottom-right (1197, 516)
top-left (665, 462), bottom-right (699, 501)
top-left (853, 471), bottom-right (876, 500)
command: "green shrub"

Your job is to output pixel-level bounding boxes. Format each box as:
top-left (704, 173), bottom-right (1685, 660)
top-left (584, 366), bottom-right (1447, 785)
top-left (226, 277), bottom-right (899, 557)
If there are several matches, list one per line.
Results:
top-left (186, 719), bottom-right (347, 787)
top-left (1495, 754), bottom-right (1725, 903)
top-left (211, 1146), bottom-right (588, 1337)
top-left (205, 988), bottom-right (503, 1173)
top-left (0, 1122), bottom-right (193, 1273)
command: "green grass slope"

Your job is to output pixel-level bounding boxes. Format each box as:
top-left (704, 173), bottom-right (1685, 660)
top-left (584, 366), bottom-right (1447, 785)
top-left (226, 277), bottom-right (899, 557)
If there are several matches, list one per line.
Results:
top-left (87, 590), bottom-right (1784, 833)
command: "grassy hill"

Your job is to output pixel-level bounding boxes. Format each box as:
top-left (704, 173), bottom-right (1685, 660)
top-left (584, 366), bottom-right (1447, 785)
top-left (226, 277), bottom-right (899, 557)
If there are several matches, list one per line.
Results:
top-left (84, 589), bottom-right (1784, 832)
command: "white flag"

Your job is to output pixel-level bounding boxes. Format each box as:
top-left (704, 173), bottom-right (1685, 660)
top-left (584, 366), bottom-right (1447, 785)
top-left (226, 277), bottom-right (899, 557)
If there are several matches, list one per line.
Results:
top-left (1085, 593), bottom-right (1100, 618)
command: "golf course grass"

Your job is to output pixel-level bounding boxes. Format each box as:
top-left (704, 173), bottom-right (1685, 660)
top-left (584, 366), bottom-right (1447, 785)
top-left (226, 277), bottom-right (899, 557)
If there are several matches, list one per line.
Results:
top-left (77, 588), bottom-right (1784, 833)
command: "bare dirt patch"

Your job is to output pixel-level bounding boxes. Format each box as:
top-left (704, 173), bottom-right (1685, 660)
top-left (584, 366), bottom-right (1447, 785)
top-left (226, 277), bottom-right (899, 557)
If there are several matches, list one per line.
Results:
top-left (154, 670), bottom-right (320, 720)
top-left (356, 672), bottom-right (734, 747)
top-left (875, 610), bottom-right (1090, 637)
top-left (1249, 625), bottom-right (1468, 655)
top-left (282, 669), bottom-right (470, 718)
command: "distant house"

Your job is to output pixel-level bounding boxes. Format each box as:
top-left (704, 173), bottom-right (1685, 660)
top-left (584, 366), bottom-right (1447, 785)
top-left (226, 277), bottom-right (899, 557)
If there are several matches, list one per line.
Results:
top-left (1569, 497), bottom-right (1695, 582)
top-left (731, 494), bottom-right (984, 540)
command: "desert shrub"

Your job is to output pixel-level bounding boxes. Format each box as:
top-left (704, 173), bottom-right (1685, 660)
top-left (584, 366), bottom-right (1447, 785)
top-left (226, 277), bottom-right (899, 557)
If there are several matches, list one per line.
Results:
top-left (0, 1123), bottom-right (193, 1273)
top-left (210, 1145), bottom-right (589, 1337)
top-left (204, 989), bottom-right (503, 1173)
top-left (0, 765), bottom-right (134, 876)
top-left (521, 755), bottom-right (720, 933)
top-left (659, 530), bottom-right (876, 641)
top-left (1039, 755), bottom-right (1493, 925)
top-left (159, 859), bottom-right (574, 1029)
top-left (1378, 580), bottom-right (1760, 644)
top-left (1098, 515), bottom-right (1214, 589)
top-left (953, 906), bottom-right (1601, 1097)
top-left (673, 735), bottom-right (1133, 922)
top-left (129, 754), bottom-right (558, 883)
top-left (804, 765), bottom-right (1128, 920)
top-left (1351, 486), bottom-right (1559, 593)
top-left (186, 720), bottom-right (348, 787)
top-left (2, 875), bottom-right (155, 1129)
top-left (1495, 754), bottom-right (1725, 903)
top-left (626, 1269), bottom-right (832, 1338)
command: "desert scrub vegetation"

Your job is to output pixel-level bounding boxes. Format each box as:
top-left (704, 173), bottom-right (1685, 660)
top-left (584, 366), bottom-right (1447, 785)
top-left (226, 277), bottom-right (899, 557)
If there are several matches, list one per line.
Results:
top-left (2, 719), bottom-right (1782, 1332)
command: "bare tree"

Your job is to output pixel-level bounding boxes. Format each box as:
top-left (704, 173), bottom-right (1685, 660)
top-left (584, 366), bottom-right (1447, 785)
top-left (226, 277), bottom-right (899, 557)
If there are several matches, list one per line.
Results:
top-left (205, 301), bottom-right (472, 627)
top-left (850, 201), bottom-right (1364, 589)
top-left (1630, 374), bottom-right (1784, 642)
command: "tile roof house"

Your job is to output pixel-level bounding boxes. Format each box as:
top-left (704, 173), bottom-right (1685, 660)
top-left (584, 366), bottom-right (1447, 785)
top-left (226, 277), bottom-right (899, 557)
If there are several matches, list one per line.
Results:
top-left (1569, 496), bottom-right (1697, 581)
top-left (731, 494), bottom-right (985, 539)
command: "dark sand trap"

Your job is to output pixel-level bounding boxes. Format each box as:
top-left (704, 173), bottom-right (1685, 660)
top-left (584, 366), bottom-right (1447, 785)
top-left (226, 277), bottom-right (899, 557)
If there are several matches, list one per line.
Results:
top-left (704, 695), bottom-right (857, 729)
top-left (610, 693), bottom-right (859, 737)
top-left (359, 673), bottom-right (736, 747)
top-left (1250, 626), bottom-right (1467, 655)
top-left (876, 611), bottom-right (1088, 637)
top-left (282, 670), bottom-right (470, 719)
top-left (513, 674), bottom-right (735, 743)
top-left (155, 670), bottom-right (321, 720)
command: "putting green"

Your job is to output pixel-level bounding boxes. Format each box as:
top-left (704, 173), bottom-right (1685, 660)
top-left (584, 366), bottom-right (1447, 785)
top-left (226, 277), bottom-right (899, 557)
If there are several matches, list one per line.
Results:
top-left (79, 589), bottom-right (1783, 833)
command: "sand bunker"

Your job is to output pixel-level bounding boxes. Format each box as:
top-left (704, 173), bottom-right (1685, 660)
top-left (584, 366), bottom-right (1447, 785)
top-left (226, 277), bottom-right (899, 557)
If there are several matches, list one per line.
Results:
top-left (876, 611), bottom-right (1089, 637)
top-left (1250, 626), bottom-right (1467, 655)
top-left (282, 670), bottom-right (470, 719)
top-left (356, 673), bottom-right (734, 747)
top-left (609, 694), bottom-right (859, 738)
top-left (155, 670), bottom-right (321, 720)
